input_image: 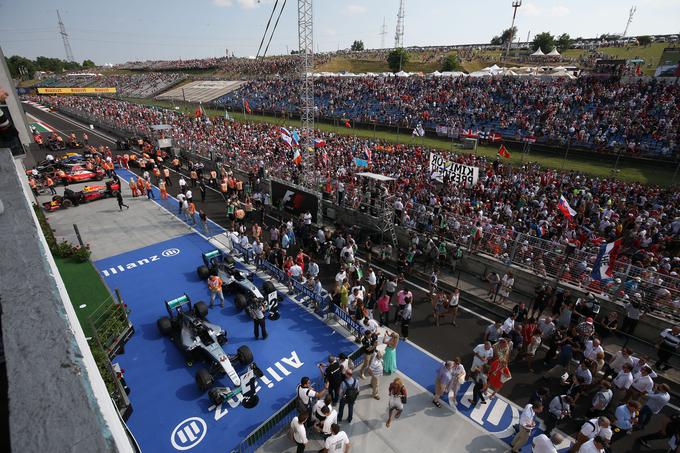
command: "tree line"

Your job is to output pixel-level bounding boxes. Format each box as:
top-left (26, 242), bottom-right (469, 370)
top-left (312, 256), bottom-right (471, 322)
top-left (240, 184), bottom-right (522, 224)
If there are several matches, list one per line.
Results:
top-left (5, 55), bottom-right (96, 79)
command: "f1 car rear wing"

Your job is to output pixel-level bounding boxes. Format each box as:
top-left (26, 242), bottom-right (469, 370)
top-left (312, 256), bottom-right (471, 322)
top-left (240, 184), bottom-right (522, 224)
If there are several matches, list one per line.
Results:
top-left (165, 293), bottom-right (192, 317)
top-left (202, 249), bottom-right (221, 267)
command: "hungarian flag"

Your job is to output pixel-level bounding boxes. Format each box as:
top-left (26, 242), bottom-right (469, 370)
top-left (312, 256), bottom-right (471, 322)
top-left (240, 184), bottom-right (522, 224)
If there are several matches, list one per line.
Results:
top-left (314, 138), bottom-right (326, 148)
top-left (498, 144), bottom-right (511, 158)
top-left (243, 99), bottom-right (252, 114)
top-left (344, 119), bottom-right (351, 128)
top-left (194, 104), bottom-right (204, 118)
top-left (558, 195), bottom-right (577, 220)
top-left (292, 148), bottom-right (302, 165)
top-left (591, 239), bottom-right (622, 281)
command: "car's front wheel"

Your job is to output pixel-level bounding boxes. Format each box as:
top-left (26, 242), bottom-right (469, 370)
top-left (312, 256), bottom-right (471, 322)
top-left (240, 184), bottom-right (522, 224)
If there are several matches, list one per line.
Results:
top-left (236, 345), bottom-right (253, 365)
top-left (157, 316), bottom-right (172, 336)
top-left (234, 293), bottom-right (248, 311)
top-left (196, 368), bottom-right (214, 392)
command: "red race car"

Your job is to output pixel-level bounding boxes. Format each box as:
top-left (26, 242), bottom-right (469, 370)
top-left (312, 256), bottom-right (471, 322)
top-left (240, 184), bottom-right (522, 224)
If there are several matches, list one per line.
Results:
top-left (43, 181), bottom-right (120, 211)
top-left (61, 166), bottom-right (106, 184)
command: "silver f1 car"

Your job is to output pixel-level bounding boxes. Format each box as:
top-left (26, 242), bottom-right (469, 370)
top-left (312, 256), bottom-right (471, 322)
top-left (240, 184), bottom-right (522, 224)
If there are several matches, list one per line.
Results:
top-left (157, 294), bottom-right (254, 391)
top-left (197, 250), bottom-right (280, 320)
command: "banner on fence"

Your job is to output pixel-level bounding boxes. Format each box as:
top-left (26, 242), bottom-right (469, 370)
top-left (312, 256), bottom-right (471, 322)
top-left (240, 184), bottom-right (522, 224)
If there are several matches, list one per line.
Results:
top-left (271, 180), bottom-right (320, 222)
top-left (429, 152), bottom-right (479, 187)
top-left (37, 87), bottom-right (117, 94)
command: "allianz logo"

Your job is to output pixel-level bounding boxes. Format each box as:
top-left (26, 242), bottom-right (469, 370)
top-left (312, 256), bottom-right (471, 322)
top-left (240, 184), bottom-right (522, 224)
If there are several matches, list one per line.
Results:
top-left (100, 248), bottom-right (180, 277)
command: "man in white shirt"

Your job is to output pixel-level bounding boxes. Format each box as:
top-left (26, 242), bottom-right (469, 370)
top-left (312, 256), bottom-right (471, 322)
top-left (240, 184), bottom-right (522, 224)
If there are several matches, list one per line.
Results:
top-left (322, 423), bottom-right (350, 453)
top-left (638, 383), bottom-right (670, 429)
top-left (500, 315), bottom-right (516, 335)
top-left (532, 432), bottom-right (563, 453)
top-left (289, 262), bottom-right (303, 281)
top-left (290, 412), bottom-right (309, 453)
top-left (303, 210), bottom-right (312, 226)
top-left (625, 365), bottom-right (654, 402)
top-left (612, 363), bottom-right (634, 391)
top-left (577, 436), bottom-right (607, 453)
top-left (584, 339), bottom-right (604, 362)
top-left (470, 342), bottom-right (493, 372)
top-left (571, 417), bottom-right (611, 453)
top-left (308, 260), bottom-right (320, 279)
top-left (511, 402), bottom-right (542, 453)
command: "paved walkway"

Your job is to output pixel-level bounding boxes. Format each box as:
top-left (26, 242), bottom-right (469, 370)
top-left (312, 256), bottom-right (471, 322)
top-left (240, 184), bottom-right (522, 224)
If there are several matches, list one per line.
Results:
top-left (258, 370), bottom-right (509, 453)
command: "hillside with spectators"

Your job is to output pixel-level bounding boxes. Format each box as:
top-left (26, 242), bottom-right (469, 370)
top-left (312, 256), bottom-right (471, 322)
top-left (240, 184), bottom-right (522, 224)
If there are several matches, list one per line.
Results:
top-left (214, 76), bottom-right (679, 157)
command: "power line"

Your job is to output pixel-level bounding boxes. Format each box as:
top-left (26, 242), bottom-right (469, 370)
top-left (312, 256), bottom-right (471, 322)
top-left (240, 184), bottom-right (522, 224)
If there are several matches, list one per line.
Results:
top-left (256, 0), bottom-right (280, 58)
top-left (263, 0), bottom-right (288, 57)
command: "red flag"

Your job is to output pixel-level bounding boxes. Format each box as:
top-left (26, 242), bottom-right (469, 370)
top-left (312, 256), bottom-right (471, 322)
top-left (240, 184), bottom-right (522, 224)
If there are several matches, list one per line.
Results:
top-left (243, 99), bottom-right (252, 114)
top-left (498, 144), bottom-right (511, 158)
top-left (194, 104), bottom-right (204, 118)
top-left (344, 119), bottom-right (351, 128)
top-left (635, 65), bottom-right (642, 76)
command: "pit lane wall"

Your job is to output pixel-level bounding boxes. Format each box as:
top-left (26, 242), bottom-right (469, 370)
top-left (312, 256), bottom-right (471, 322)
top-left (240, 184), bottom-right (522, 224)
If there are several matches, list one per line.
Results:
top-left (0, 149), bottom-right (134, 453)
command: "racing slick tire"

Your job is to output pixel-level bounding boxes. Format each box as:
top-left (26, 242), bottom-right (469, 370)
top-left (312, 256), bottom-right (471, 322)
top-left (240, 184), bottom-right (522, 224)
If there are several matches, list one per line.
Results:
top-left (61, 199), bottom-right (73, 208)
top-left (197, 265), bottom-right (211, 280)
top-left (262, 281), bottom-right (276, 298)
top-left (236, 345), bottom-right (254, 365)
top-left (224, 254), bottom-right (235, 266)
top-left (196, 368), bottom-right (214, 392)
top-left (194, 301), bottom-right (209, 319)
top-left (216, 332), bottom-right (227, 345)
top-left (234, 293), bottom-right (248, 311)
top-left (157, 316), bottom-right (172, 336)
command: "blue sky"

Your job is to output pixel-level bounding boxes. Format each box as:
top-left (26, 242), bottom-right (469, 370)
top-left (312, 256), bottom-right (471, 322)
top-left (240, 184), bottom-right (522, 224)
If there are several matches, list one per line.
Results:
top-left (1, 0), bottom-right (679, 64)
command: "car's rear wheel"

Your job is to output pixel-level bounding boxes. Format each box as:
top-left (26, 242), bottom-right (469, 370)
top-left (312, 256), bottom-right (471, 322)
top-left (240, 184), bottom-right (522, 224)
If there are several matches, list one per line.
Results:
top-left (157, 316), bottom-right (172, 336)
top-left (197, 265), bottom-right (210, 280)
top-left (194, 301), bottom-right (208, 319)
top-left (217, 332), bottom-right (227, 345)
top-left (234, 293), bottom-right (248, 311)
top-left (61, 199), bottom-right (73, 208)
top-left (224, 254), bottom-right (235, 266)
top-left (236, 345), bottom-right (253, 365)
top-left (196, 368), bottom-right (214, 392)
top-left (262, 281), bottom-right (276, 297)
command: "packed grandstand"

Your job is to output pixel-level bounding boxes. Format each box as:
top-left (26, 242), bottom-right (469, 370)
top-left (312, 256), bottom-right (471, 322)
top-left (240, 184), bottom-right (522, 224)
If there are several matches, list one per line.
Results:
top-left (3, 5), bottom-right (680, 453)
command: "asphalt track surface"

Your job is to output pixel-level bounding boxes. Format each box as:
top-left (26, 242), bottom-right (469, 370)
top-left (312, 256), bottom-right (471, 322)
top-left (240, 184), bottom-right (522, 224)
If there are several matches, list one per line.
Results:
top-left (24, 103), bottom-right (674, 453)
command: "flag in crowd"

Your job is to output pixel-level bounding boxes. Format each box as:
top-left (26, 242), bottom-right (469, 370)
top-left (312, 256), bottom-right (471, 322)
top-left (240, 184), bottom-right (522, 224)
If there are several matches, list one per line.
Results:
top-left (412, 123), bottom-right (425, 137)
top-left (558, 195), bottom-right (577, 220)
top-left (281, 127), bottom-right (297, 147)
top-left (243, 99), bottom-right (252, 114)
top-left (194, 104), bottom-right (204, 119)
top-left (591, 239), bottom-right (622, 281)
top-left (497, 144), bottom-right (511, 158)
top-left (314, 138), bottom-right (326, 148)
top-left (461, 129), bottom-right (479, 139)
top-left (292, 148), bottom-right (302, 165)
top-left (344, 119), bottom-right (351, 128)
top-left (478, 130), bottom-right (501, 141)
top-left (353, 157), bottom-right (369, 167)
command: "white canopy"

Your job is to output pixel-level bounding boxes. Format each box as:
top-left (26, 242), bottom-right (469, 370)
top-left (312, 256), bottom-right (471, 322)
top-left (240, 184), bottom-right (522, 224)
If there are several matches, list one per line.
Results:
top-left (546, 48), bottom-right (561, 56)
top-left (530, 48), bottom-right (545, 56)
top-left (395, 71), bottom-right (410, 77)
top-left (439, 71), bottom-right (466, 77)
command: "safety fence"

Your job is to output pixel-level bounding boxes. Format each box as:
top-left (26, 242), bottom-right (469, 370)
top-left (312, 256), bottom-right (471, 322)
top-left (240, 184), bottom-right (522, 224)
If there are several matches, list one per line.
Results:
top-left (231, 348), bottom-right (364, 453)
top-left (51, 105), bottom-right (679, 322)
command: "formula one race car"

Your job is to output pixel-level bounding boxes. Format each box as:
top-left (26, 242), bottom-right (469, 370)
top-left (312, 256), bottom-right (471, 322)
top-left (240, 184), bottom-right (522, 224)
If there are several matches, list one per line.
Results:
top-left (197, 249), bottom-right (280, 320)
top-left (43, 181), bottom-right (120, 211)
top-left (157, 294), bottom-right (255, 392)
top-left (61, 166), bottom-right (106, 184)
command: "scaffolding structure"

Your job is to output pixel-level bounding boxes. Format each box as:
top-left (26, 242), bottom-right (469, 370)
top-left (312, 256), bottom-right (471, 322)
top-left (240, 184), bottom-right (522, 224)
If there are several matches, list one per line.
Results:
top-left (297, 0), bottom-right (314, 151)
top-left (57, 9), bottom-right (75, 62)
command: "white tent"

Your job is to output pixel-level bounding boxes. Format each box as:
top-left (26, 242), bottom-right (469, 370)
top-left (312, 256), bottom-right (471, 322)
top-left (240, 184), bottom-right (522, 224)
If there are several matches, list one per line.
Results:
top-left (546, 48), bottom-right (561, 56)
top-left (395, 71), bottom-right (410, 77)
top-left (440, 71), bottom-right (466, 77)
top-left (431, 71), bottom-right (442, 76)
top-left (530, 48), bottom-right (545, 56)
